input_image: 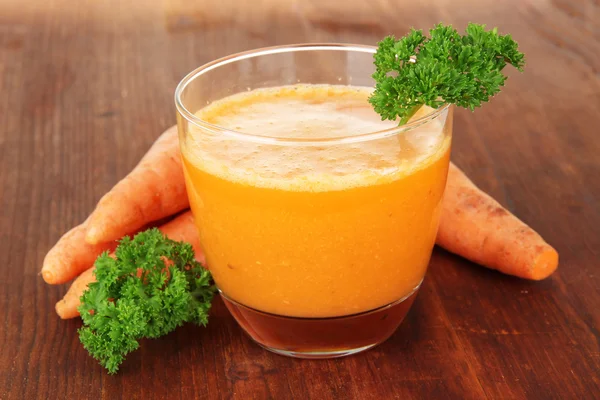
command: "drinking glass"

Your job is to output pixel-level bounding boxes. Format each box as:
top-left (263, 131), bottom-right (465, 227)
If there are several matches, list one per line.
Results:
top-left (175, 44), bottom-right (453, 358)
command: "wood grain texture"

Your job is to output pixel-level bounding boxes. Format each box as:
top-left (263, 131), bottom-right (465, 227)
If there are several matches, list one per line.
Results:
top-left (1, 0), bottom-right (599, 398)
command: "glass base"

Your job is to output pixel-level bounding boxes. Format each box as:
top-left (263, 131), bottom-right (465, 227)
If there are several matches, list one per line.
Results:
top-left (257, 343), bottom-right (380, 360)
top-left (221, 285), bottom-right (420, 359)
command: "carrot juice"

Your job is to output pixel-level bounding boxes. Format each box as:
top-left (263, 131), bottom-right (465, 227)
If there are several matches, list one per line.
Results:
top-left (179, 83), bottom-right (451, 354)
top-left (181, 79), bottom-right (451, 350)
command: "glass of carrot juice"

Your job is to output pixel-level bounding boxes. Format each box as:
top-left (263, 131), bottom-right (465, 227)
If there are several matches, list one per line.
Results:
top-left (175, 44), bottom-right (452, 358)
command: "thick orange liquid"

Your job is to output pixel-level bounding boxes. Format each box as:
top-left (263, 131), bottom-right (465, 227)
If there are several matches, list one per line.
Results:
top-left (181, 85), bottom-right (451, 318)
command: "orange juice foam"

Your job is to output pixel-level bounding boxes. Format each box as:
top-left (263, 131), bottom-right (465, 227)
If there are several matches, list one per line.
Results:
top-left (181, 84), bottom-right (451, 318)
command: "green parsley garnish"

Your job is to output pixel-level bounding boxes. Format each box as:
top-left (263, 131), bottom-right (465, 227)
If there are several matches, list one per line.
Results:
top-left (369, 23), bottom-right (525, 124)
top-left (77, 228), bottom-right (215, 374)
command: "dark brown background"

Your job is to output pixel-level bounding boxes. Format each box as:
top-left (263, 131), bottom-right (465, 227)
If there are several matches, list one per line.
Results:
top-left (1, 0), bottom-right (599, 398)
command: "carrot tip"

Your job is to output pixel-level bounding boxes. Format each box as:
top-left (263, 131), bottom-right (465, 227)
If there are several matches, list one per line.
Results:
top-left (530, 247), bottom-right (559, 281)
top-left (42, 269), bottom-right (54, 284)
top-left (55, 300), bottom-right (77, 319)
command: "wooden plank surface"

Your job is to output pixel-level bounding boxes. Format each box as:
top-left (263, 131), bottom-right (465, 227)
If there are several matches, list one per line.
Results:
top-left (1, 0), bottom-right (599, 398)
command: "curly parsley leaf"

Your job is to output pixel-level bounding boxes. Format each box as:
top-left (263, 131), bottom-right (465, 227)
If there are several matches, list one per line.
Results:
top-left (369, 23), bottom-right (525, 124)
top-left (78, 228), bottom-right (215, 374)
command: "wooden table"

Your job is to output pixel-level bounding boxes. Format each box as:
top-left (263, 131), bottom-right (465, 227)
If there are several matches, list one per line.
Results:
top-left (1, 0), bottom-right (599, 398)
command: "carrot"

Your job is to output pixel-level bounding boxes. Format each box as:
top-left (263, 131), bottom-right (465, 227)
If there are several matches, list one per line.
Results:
top-left (41, 217), bottom-right (165, 284)
top-left (55, 267), bottom-right (97, 319)
top-left (436, 163), bottom-right (559, 280)
top-left (55, 211), bottom-right (203, 319)
top-left (41, 221), bottom-right (117, 285)
top-left (84, 125), bottom-right (189, 244)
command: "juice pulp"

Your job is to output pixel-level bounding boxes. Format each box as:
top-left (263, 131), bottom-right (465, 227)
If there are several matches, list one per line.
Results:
top-left (181, 85), bottom-right (451, 318)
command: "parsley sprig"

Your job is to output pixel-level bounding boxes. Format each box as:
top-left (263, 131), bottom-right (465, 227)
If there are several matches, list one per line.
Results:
top-left (78, 229), bottom-right (215, 374)
top-left (369, 23), bottom-right (525, 124)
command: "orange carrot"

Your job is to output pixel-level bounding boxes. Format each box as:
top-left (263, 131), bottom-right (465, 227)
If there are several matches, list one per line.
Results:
top-left (41, 221), bottom-right (117, 285)
top-left (55, 211), bottom-right (203, 319)
top-left (41, 218), bottom-right (163, 285)
top-left (84, 125), bottom-right (189, 244)
top-left (436, 163), bottom-right (559, 280)
top-left (55, 267), bottom-right (97, 319)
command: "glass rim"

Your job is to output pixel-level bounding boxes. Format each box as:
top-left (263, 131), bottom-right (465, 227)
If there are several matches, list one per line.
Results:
top-left (174, 43), bottom-right (450, 145)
